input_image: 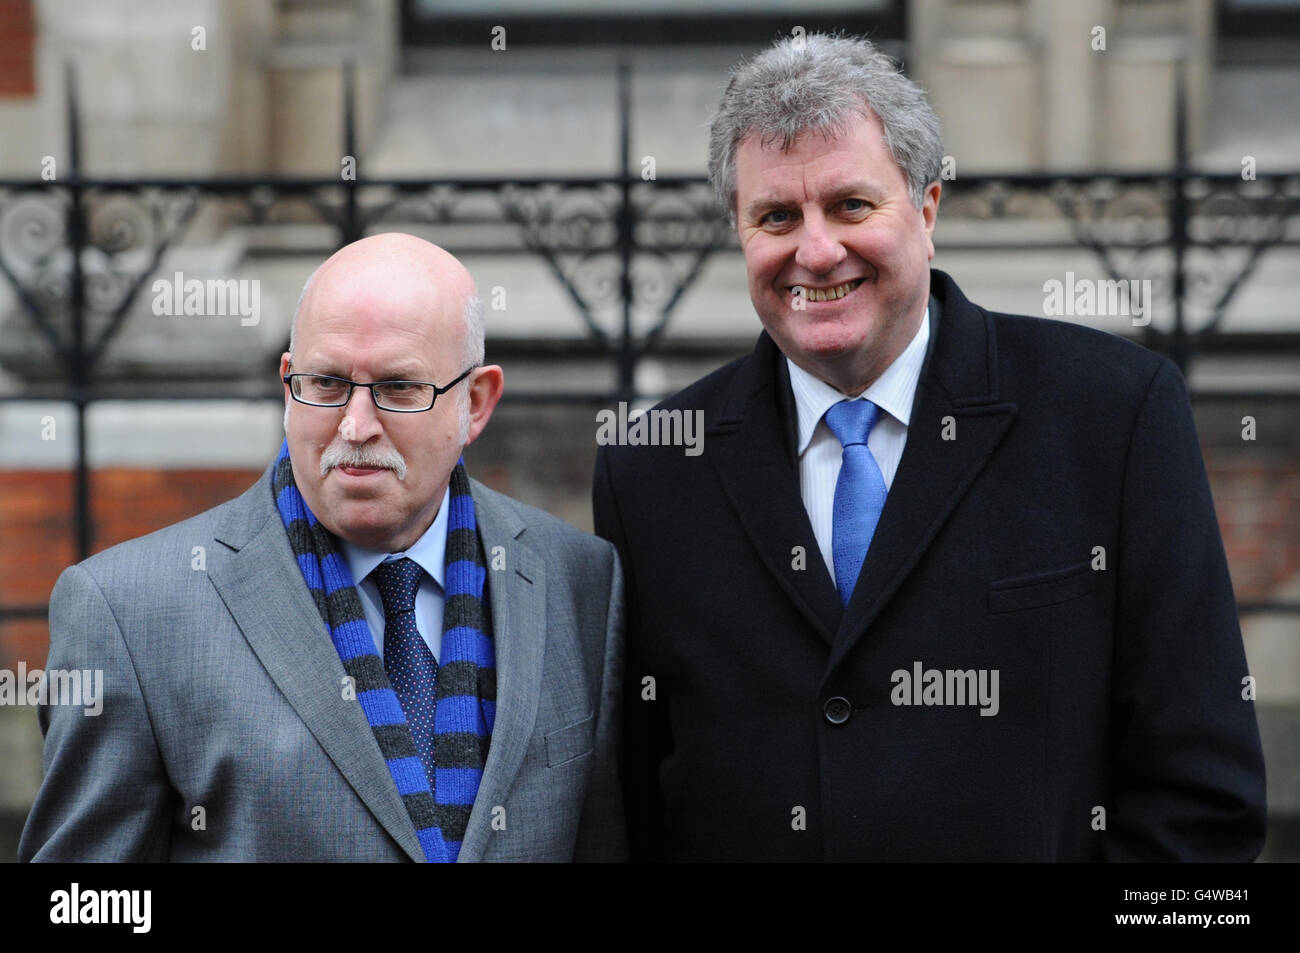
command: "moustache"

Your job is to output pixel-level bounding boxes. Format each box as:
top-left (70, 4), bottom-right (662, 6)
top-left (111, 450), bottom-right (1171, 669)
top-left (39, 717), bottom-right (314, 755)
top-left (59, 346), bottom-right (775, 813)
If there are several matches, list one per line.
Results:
top-left (319, 440), bottom-right (408, 481)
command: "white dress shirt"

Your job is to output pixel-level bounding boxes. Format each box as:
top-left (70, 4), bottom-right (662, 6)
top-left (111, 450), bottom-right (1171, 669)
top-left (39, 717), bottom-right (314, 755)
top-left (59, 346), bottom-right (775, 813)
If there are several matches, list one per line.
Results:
top-left (787, 308), bottom-right (930, 587)
top-left (341, 484), bottom-right (451, 662)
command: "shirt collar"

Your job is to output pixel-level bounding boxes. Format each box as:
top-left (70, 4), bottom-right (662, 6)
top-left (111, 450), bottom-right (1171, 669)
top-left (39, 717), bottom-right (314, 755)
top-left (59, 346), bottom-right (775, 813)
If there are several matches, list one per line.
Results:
top-left (341, 483), bottom-right (451, 591)
top-left (787, 305), bottom-right (930, 457)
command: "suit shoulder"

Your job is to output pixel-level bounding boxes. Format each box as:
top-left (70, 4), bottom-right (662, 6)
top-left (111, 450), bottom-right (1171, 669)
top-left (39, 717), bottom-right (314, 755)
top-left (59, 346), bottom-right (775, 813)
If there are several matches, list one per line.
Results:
top-left (73, 479), bottom-right (265, 583)
top-left (471, 481), bottom-right (614, 562)
top-left (988, 310), bottom-right (1172, 399)
top-left (595, 349), bottom-right (753, 480)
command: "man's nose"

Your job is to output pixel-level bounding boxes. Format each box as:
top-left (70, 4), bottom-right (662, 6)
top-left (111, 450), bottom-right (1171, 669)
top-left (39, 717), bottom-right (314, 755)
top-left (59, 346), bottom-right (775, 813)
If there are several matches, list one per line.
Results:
top-left (794, 211), bottom-right (848, 274)
top-left (339, 385), bottom-right (384, 443)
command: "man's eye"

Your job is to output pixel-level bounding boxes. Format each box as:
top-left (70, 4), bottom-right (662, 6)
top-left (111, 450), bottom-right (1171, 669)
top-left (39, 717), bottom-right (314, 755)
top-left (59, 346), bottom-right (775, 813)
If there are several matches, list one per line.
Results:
top-left (841, 198), bottom-right (868, 212)
top-left (312, 377), bottom-right (345, 390)
top-left (384, 382), bottom-right (414, 392)
top-left (762, 209), bottom-right (792, 226)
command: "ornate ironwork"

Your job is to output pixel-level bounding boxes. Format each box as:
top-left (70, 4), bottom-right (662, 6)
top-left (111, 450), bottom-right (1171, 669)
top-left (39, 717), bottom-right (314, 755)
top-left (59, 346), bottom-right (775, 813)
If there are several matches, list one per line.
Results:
top-left (1, 58), bottom-right (1297, 582)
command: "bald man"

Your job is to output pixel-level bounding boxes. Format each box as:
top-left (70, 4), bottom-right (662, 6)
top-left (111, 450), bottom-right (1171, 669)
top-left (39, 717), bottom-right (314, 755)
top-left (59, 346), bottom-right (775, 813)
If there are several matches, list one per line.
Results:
top-left (21, 234), bottom-right (627, 863)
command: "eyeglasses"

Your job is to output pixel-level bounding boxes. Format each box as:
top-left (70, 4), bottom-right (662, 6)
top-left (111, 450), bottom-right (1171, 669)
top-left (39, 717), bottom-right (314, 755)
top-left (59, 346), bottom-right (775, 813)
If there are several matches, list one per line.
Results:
top-left (283, 366), bottom-right (476, 413)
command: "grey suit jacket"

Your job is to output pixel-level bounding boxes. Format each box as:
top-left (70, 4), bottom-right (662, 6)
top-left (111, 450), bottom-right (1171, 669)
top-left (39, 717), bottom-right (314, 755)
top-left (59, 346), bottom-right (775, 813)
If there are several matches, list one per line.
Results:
top-left (20, 462), bottom-right (626, 862)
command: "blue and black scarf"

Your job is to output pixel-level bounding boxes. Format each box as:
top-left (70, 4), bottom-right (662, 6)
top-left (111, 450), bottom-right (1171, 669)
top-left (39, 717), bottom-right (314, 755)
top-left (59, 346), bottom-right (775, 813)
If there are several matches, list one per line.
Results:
top-left (271, 440), bottom-right (496, 862)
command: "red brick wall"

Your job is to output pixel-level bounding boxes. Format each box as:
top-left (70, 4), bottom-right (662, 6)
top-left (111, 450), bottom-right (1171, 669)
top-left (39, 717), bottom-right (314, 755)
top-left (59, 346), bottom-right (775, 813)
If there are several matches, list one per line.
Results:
top-left (1207, 457), bottom-right (1300, 604)
top-left (1, 460), bottom-right (1296, 669)
top-left (0, 468), bottom-right (261, 668)
top-left (0, 0), bottom-right (35, 97)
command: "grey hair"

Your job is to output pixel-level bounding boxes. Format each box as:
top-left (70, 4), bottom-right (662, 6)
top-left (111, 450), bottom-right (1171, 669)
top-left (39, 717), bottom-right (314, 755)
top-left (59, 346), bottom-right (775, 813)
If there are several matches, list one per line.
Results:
top-left (708, 32), bottom-right (943, 218)
top-left (461, 293), bottom-right (484, 368)
top-left (456, 293), bottom-right (483, 442)
top-left (286, 264), bottom-right (316, 359)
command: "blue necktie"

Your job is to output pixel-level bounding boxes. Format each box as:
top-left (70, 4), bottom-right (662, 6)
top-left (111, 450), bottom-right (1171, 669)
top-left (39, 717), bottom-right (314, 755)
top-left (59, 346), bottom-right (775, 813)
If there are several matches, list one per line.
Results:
top-left (371, 557), bottom-right (439, 786)
top-left (825, 399), bottom-right (888, 606)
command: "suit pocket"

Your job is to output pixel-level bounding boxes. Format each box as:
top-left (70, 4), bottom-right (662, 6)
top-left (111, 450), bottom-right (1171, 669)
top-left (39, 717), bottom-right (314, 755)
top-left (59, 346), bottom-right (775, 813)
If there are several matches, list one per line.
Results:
top-left (988, 560), bottom-right (1097, 614)
top-left (545, 714), bottom-right (594, 767)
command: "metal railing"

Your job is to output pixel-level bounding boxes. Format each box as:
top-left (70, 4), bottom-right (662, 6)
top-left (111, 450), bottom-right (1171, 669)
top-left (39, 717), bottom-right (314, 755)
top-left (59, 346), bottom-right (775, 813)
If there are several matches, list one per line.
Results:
top-left (0, 60), bottom-right (1297, 621)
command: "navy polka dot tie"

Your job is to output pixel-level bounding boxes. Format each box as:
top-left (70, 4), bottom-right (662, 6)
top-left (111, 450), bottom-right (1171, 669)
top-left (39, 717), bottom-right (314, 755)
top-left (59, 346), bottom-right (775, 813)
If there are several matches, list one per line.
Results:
top-left (371, 557), bottom-right (439, 787)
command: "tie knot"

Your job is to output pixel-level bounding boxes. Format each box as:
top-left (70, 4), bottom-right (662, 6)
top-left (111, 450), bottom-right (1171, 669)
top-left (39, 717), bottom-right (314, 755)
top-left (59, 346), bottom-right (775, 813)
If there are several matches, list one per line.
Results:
top-left (371, 557), bottom-right (423, 616)
top-left (825, 398), bottom-right (881, 448)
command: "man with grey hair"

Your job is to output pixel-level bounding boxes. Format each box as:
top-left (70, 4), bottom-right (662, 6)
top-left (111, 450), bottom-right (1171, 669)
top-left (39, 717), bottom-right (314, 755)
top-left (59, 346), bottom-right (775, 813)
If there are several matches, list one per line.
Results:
top-left (594, 34), bottom-right (1264, 861)
top-left (24, 233), bottom-right (627, 862)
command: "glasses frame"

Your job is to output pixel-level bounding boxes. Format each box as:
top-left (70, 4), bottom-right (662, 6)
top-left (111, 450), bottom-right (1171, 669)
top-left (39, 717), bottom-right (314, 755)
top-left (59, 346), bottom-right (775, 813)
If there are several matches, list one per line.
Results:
top-left (283, 365), bottom-right (477, 413)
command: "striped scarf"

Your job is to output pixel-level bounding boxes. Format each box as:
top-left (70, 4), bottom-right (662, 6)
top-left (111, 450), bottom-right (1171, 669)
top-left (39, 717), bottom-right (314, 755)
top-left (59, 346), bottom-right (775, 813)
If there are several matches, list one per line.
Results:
top-left (271, 440), bottom-right (496, 862)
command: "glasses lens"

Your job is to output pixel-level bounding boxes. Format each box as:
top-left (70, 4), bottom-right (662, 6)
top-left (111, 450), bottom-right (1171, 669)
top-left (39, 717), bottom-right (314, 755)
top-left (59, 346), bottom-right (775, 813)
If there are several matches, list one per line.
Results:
top-left (374, 382), bottom-right (435, 411)
top-left (295, 375), bottom-right (350, 405)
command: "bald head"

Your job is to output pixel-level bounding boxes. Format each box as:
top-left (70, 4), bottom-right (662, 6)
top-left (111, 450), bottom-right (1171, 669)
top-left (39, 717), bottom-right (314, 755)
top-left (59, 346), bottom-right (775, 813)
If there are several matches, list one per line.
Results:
top-left (289, 233), bottom-right (484, 368)
top-left (279, 233), bottom-right (505, 552)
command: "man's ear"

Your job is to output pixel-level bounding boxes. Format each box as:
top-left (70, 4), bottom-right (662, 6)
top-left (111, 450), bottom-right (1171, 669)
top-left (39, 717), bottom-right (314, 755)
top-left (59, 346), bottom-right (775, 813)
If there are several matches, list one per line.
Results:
top-left (921, 181), bottom-right (941, 258)
top-left (463, 364), bottom-right (505, 446)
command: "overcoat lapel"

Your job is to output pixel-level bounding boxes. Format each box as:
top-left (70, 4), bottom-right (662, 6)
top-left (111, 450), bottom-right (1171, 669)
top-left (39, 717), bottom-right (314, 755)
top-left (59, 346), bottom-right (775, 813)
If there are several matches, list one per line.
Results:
top-left (828, 275), bottom-right (1018, 674)
top-left (707, 334), bottom-right (844, 645)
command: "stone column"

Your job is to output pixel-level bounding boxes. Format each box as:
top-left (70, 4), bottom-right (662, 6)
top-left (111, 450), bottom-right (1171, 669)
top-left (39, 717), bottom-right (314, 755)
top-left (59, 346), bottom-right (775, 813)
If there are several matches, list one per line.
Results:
top-left (909, 0), bottom-right (1213, 171)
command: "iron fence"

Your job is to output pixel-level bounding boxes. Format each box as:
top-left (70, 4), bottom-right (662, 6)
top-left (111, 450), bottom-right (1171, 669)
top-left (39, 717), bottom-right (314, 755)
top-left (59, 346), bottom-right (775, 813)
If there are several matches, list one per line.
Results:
top-left (1, 61), bottom-right (1297, 620)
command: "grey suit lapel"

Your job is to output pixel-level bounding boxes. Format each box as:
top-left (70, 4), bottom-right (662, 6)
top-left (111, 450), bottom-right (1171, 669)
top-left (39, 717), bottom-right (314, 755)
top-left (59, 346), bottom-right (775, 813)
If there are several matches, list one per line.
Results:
top-left (205, 465), bottom-right (425, 863)
top-left (457, 480), bottom-right (546, 863)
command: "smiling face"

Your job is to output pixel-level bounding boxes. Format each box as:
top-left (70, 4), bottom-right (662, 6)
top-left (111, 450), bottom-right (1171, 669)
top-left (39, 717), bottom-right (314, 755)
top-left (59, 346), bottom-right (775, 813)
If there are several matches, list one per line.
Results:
top-left (734, 110), bottom-right (940, 394)
top-left (280, 235), bottom-right (502, 553)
